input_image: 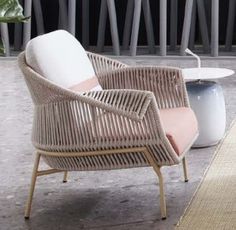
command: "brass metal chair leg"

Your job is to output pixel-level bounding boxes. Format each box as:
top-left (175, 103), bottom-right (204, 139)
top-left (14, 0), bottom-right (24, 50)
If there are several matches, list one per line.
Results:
top-left (24, 152), bottom-right (41, 219)
top-left (182, 157), bottom-right (189, 182)
top-left (144, 150), bottom-right (167, 219)
top-left (152, 165), bottom-right (167, 220)
top-left (63, 171), bottom-right (68, 183)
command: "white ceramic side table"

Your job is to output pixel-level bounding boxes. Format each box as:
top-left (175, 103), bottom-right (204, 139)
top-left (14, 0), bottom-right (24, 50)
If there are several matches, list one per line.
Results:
top-left (182, 68), bottom-right (234, 147)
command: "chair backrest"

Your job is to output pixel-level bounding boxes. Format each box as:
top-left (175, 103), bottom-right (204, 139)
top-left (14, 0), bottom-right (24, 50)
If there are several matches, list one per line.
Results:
top-left (25, 30), bottom-right (102, 91)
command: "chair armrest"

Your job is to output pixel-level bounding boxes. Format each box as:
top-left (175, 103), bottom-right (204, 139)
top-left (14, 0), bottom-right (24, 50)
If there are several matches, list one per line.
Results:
top-left (80, 89), bottom-right (154, 121)
top-left (37, 89), bottom-right (154, 122)
top-left (97, 66), bottom-right (190, 109)
top-left (86, 51), bottom-right (127, 76)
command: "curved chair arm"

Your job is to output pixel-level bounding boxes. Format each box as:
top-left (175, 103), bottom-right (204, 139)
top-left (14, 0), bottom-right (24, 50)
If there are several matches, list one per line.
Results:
top-left (35, 89), bottom-right (158, 126)
top-left (81, 89), bottom-right (154, 121)
top-left (97, 66), bottom-right (190, 109)
top-left (86, 51), bottom-right (127, 75)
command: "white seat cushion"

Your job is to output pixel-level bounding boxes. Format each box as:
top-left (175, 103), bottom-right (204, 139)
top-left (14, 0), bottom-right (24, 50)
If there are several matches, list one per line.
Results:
top-left (25, 30), bottom-right (102, 91)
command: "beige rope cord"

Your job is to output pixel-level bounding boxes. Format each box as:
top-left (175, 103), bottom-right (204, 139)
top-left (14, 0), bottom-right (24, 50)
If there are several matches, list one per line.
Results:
top-left (176, 120), bottom-right (236, 229)
top-left (18, 51), bottom-right (198, 220)
top-left (87, 51), bottom-right (128, 74)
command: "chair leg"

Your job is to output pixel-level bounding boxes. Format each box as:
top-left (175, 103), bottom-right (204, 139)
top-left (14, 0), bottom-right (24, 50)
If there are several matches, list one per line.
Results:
top-left (63, 171), bottom-right (68, 183)
top-left (24, 152), bottom-right (41, 219)
top-left (182, 157), bottom-right (188, 182)
top-left (144, 150), bottom-right (167, 219)
top-left (152, 165), bottom-right (167, 220)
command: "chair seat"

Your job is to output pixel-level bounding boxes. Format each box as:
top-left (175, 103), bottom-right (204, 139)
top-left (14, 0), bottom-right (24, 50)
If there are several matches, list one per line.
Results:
top-left (160, 107), bottom-right (198, 156)
top-left (86, 107), bottom-right (197, 157)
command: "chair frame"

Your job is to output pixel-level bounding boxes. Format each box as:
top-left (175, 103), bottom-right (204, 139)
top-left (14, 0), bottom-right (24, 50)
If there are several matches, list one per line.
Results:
top-left (18, 51), bottom-right (197, 220)
top-left (25, 148), bottom-right (188, 220)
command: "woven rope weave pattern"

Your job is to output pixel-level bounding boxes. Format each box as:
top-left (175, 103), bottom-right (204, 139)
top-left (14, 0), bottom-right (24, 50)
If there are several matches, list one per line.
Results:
top-left (18, 51), bottom-right (191, 170)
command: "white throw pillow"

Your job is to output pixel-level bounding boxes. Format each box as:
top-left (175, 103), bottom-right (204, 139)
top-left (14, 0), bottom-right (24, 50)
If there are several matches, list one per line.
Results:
top-left (25, 30), bottom-right (102, 91)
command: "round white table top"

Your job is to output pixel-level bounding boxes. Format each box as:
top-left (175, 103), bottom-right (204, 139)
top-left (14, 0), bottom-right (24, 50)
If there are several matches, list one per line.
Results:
top-left (182, 67), bottom-right (235, 80)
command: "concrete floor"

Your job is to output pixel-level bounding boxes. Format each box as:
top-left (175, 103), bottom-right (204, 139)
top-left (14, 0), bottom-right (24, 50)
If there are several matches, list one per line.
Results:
top-left (1, 57), bottom-right (236, 230)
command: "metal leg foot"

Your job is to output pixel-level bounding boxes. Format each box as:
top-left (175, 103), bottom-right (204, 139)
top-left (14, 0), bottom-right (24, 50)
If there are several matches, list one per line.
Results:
top-left (63, 171), bottom-right (68, 183)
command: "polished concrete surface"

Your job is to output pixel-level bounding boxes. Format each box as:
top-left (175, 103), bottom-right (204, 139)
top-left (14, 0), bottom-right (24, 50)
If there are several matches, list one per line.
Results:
top-left (1, 57), bottom-right (236, 230)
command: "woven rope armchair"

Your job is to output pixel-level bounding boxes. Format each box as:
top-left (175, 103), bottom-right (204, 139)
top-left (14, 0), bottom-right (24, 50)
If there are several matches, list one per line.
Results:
top-left (18, 31), bottom-right (198, 220)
